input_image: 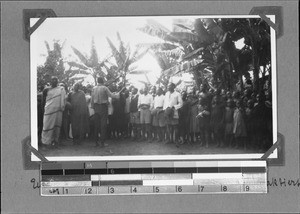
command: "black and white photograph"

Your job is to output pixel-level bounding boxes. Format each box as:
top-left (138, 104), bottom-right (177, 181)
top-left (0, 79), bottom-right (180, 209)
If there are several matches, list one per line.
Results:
top-left (31, 15), bottom-right (277, 161)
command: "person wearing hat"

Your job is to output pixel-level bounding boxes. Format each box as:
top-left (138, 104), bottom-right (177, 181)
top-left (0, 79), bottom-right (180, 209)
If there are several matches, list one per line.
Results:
top-left (163, 83), bottom-right (183, 145)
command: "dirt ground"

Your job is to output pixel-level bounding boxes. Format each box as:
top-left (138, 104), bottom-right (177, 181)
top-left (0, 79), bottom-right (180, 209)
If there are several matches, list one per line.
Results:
top-left (39, 137), bottom-right (262, 158)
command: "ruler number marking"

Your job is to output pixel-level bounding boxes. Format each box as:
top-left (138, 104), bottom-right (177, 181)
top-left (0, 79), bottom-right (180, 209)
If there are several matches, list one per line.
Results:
top-left (84, 187), bottom-right (92, 194)
top-left (132, 187), bottom-right (137, 193)
top-left (221, 185), bottom-right (227, 192)
top-left (109, 187), bottom-right (114, 194)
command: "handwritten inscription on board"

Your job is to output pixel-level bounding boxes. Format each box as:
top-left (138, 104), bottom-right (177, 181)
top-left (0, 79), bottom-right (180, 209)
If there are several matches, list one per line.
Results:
top-left (31, 177), bottom-right (300, 191)
top-left (30, 178), bottom-right (40, 189)
top-left (267, 178), bottom-right (300, 187)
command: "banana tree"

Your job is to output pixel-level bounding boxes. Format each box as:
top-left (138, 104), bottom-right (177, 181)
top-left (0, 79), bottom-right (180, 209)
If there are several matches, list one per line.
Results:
top-left (37, 40), bottom-right (67, 90)
top-left (217, 18), bottom-right (271, 92)
top-left (67, 37), bottom-right (115, 86)
top-left (140, 18), bottom-right (271, 92)
top-left (137, 18), bottom-right (226, 89)
top-left (106, 32), bottom-right (150, 87)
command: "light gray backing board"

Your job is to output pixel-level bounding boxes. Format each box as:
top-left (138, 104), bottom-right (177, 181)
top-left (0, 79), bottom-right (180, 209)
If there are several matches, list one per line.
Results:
top-left (1, 1), bottom-right (299, 213)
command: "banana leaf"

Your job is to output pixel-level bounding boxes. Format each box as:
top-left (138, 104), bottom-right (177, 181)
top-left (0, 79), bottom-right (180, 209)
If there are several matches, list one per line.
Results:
top-left (117, 32), bottom-right (127, 58)
top-left (128, 70), bottom-right (152, 75)
top-left (89, 38), bottom-right (99, 68)
top-left (170, 32), bottom-right (200, 43)
top-left (182, 47), bottom-right (204, 60)
top-left (67, 61), bottom-right (89, 70)
top-left (146, 19), bottom-right (171, 33)
top-left (130, 47), bottom-right (149, 64)
top-left (71, 46), bottom-right (90, 66)
top-left (136, 43), bottom-right (178, 51)
top-left (106, 37), bottom-right (125, 67)
top-left (67, 69), bottom-right (92, 77)
top-left (69, 74), bottom-right (87, 81)
top-left (194, 19), bottom-right (214, 45)
top-left (161, 48), bottom-right (184, 60)
top-left (174, 23), bottom-right (193, 31)
top-left (104, 74), bottom-right (121, 87)
top-left (137, 24), bottom-right (178, 43)
top-left (163, 58), bottom-right (204, 76)
top-left (201, 18), bottom-right (223, 40)
top-left (137, 80), bottom-right (149, 86)
top-left (44, 41), bottom-right (50, 54)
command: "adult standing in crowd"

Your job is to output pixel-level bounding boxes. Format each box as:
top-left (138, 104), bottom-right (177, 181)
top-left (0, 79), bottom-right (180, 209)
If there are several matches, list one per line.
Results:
top-left (129, 87), bottom-right (140, 140)
top-left (210, 89), bottom-right (225, 147)
top-left (138, 86), bottom-right (153, 142)
top-left (91, 77), bottom-right (120, 147)
top-left (41, 76), bottom-right (66, 148)
top-left (163, 83), bottom-right (183, 145)
top-left (189, 88), bottom-right (200, 143)
top-left (68, 83), bottom-right (89, 145)
top-left (178, 91), bottom-right (190, 144)
top-left (152, 87), bottom-right (166, 142)
top-left (60, 83), bottom-right (71, 141)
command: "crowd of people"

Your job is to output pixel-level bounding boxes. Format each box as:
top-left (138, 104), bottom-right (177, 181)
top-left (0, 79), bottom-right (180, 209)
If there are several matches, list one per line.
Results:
top-left (38, 76), bottom-right (273, 152)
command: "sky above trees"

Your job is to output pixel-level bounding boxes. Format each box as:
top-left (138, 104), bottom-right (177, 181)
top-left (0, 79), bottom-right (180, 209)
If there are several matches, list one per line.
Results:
top-left (31, 16), bottom-right (249, 88)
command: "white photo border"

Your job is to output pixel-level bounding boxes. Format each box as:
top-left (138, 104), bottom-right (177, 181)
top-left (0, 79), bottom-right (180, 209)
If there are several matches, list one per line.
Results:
top-left (30, 15), bottom-right (277, 161)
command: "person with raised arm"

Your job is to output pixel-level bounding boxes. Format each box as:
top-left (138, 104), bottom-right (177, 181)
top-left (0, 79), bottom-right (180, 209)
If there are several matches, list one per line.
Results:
top-left (91, 77), bottom-right (120, 147)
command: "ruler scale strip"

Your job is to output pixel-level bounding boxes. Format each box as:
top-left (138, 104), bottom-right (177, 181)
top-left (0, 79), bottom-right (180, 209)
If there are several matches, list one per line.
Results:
top-left (41, 161), bottom-right (267, 195)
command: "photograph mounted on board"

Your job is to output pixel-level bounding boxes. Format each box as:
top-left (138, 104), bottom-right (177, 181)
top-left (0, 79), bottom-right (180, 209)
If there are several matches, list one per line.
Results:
top-left (30, 15), bottom-right (277, 161)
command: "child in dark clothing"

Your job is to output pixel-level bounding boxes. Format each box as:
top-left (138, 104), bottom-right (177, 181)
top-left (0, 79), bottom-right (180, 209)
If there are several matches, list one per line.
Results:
top-left (197, 98), bottom-right (211, 148)
top-left (224, 99), bottom-right (234, 147)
